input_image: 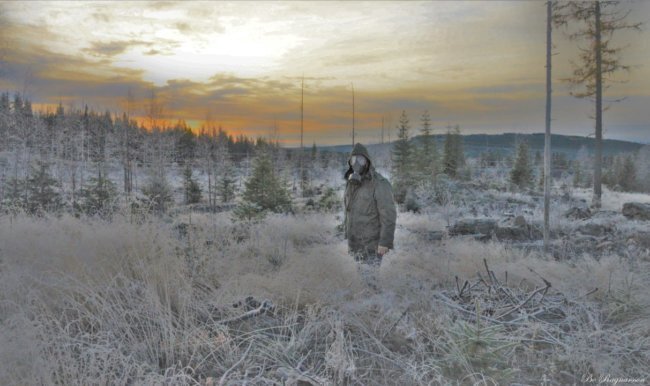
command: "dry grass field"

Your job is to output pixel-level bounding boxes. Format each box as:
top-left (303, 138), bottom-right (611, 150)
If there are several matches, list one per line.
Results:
top-left (1, 203), bottom-right (648, 385)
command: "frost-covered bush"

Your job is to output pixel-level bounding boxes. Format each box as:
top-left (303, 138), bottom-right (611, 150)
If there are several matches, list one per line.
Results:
top-left (141, 173), bottom-right (174, 214)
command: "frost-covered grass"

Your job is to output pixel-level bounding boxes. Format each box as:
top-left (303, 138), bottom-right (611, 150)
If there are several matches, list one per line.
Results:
top-left (0, 210), bottom-right (649, 385)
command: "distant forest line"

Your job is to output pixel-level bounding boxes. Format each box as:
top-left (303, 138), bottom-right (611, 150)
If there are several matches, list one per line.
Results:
top-left (0, 91), bottom-right (649, 218)
top-left (323, 133), bottom-right (645, 160)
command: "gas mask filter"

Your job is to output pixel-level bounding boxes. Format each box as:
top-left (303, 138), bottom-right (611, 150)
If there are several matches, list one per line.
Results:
top-left (348, 155), bottom-right (368, 184)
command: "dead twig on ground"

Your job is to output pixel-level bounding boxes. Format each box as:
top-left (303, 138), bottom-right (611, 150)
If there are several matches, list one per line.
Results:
top-left (496, 286), bottom-right (548, 320)
top-left (219, 340), bottom-right (253, 386)
top-left (219, 299), bottom-right (274, 325)
top-left (382, 305), bottom-right (410, 341)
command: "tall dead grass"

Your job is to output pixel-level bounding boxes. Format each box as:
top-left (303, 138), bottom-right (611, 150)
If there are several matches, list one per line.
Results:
top-left (0, 212), bottom-right (648, 385)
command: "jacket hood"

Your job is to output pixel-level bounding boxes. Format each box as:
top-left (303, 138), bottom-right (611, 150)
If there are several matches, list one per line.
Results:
top-left (350, 143), bottom-right (372, 163)
top-left (344, 143), bottom-right (373, 180)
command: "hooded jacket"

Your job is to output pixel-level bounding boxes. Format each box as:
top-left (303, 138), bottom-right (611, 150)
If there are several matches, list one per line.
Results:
top-left (344, 143), bottom-right (397, 255)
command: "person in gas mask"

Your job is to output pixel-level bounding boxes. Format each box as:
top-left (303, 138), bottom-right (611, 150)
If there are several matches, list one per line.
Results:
top-left (343, 143), bottom-right (396, 289)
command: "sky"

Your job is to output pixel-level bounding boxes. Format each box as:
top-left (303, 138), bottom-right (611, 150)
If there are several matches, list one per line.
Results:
top-left (1, 0), bottom-right (649, 146)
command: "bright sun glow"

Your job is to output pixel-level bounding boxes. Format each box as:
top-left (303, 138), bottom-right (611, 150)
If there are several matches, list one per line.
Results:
top-left (116, 19), bottom-right (305, 84)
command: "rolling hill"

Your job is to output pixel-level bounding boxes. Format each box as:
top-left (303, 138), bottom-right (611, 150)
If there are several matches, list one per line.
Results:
top-left (317, 133), bottom-right (645, 159)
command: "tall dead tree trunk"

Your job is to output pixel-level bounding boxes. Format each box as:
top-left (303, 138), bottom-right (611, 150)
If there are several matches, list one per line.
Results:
top-left (593, 0), bottom-right (603, 208)
top-left (544, 0), bottom-right (553, 252)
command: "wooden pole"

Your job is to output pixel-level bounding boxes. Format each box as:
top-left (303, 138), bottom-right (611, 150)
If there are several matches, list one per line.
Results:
top-left (300, 76), bottom-right (304, 192)
top-left (301, 76), bottom-right (304, 152)
top-left (351, 82), bottom-right (355, 146)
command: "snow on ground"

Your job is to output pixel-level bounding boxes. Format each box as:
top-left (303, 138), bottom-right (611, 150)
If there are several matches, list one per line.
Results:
top-left (573, 185), bottom-right (650, 211)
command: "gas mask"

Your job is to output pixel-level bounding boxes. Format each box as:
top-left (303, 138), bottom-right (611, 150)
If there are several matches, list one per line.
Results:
top-left (348, 155), bottom-right (368, 184)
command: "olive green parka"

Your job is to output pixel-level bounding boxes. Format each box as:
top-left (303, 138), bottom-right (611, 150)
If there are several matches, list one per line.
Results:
top-left (344, 143), bottom-right (397, 257)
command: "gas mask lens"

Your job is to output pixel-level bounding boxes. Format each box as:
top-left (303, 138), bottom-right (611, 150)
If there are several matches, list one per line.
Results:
top-left (350, 155), bottom-right (367, 166)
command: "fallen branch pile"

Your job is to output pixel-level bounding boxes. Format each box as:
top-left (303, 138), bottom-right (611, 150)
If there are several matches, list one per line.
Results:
top-left (434, 259), bottom-right (598, 326)
top-left (427, 258), bottom-right (650, 383)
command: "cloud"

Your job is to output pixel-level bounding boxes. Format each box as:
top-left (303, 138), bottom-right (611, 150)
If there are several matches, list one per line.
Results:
top-left (82, 39), bottom-right (151, 57)
top-left (0, 36), bottom-right (152, 112)
top-left (1, 1), bottom-right (649, 145)
top-left (148, 1), bottom-right (177, 11)
top-left (175, 22), bottom-right (191, 34)
top-left (144, 49), bottom-right (162, 56)
top-left (91, 11), bottom-right (111, 23)
top-left (468, 84), bottom-right (543, 96)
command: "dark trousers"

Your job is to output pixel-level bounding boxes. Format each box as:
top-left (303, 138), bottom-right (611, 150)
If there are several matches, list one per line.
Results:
top-left (350, 245), bottom-right (382, 291)
top-left (350, 245), bottom-right (382, 267)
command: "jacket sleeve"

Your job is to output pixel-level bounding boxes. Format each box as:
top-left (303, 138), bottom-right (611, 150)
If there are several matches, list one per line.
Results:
top-left (375, 178), bottom-right (396, 249)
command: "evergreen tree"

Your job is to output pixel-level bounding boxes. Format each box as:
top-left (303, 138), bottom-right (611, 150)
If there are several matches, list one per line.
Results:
top-left (116, 113), bottom-right (136, 195)
top-left (417, 110), bottom-right (438, 182)
top-left (442, 125), bottom-right (464, 178)
top-left (443, 128), bottom-right (454, 177)
top-left (538, 167), bottom-right (546, 191)
top-left (300, 167), bottom-right (311, 197)
top-left (89, 109), bottom-right (111, 165)
top-left (634, 145), bottom-right (650, 193)
top-left (619, 155), bottom-right (636, 192)
top-left (3, 176), bottom-right (26, 210)
top-left (79, 171), bottom-right (118, 218)
top-left (534, 151), bottom-right (542, 167)
top-left (0, 92), bottom-right (9, 114)
top-left (232, 200), bottom-right (265, 222)
top-left (317, 187), bottom-right (340, 212)
top-left (216, 143), bottom-right (237, 204)
top-left (552, 152), bottom-right (569, 171)
top-left (572, 160), bottom-right (583, 188)
top-left (602, 154), bottom-right (636, 192)
top-left (510, 141), bottom-right (533, 189)
top-left (218, 167), bottom-right (236, 203)
top-left (602, 161), bottom-right (615, 188)
top-left (175, 124), bottom-right (195, 166)
top-left (12, 93), bottom-right (23, 118)
top-left (391, 110), bottom-right (414, 203)
top-left (573, 145), bottom-right (591, 188)
top-left (311, 142), bottom-right (317, 162)
top-left (236, 152), bottom-right (291, 219)
top-left (0, 92), bottom-right (10, 151)
top-left (183, 165), bottom-right (202, 204)
top-left (25, 161), bottom-right (62, 214)
top-left (605, 155), bottom-right (623, 189)
top-left (453, 125), bottom-right (465, 171)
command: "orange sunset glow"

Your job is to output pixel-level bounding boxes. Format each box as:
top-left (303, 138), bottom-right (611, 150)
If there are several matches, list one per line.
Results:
top-left (1, 1), bottom-right (649, 145)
